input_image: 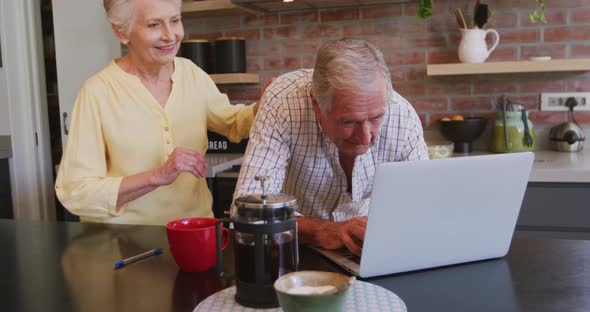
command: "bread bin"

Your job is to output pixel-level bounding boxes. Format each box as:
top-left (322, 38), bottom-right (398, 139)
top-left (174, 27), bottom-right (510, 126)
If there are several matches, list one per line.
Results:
top-left (215, 37), bottom-right (246, 73)
top-left (180, 39), bottom-right (212, 73)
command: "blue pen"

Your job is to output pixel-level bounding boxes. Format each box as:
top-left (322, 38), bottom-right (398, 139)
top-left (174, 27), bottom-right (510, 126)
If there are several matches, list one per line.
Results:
top-left (113, 247), bottom-right (163, 269)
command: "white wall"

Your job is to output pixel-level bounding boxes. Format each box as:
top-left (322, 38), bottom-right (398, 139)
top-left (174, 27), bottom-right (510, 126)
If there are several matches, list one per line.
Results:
top-left (0, 3), bottom-right (12, 136)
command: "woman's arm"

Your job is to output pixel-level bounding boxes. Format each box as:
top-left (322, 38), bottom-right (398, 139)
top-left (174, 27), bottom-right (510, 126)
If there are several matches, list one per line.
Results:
top-left (55, 82), bottom-right (208, 218)
top-left (115, 147), bottom-right (207, 210)
top-left (195, 67), bottom-right (255, 143)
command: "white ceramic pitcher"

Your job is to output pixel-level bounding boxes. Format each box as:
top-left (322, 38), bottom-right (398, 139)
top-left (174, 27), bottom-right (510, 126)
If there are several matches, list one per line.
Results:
top-left (458, 28), bottom-right (500, 63)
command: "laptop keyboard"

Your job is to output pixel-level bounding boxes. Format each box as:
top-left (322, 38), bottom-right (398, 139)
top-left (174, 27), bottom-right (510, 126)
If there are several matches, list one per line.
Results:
top-left (345, 254), bottom-right (361, 264)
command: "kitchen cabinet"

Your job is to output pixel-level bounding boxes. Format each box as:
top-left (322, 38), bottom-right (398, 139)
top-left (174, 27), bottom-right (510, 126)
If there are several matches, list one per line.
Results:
top-left (0, 136), bottom-right (12, 219)
top-left (182, 0), bottom-right (414, 15)
top-left (231, 0), bottom-right (411, 12)
top-left (181, 0), bottom-right (257, 17)
top-left (516, 182), bottom-right (590, 233)
top-left (427, 58), bottom-right (590, 76)
top-left (210, 166), bottom-right (241, 218)
top-left (211, 176), bottom-right (238, 218)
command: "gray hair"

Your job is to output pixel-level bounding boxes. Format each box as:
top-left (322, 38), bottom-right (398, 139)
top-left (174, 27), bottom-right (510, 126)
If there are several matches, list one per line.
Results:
top-left (312, 38), bottom-right (392, 113)
top-left (103, 0), bottom-right (182, 35)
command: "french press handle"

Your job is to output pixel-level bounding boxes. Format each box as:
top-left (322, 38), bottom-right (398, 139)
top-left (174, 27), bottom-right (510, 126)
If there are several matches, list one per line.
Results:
top-left (255, 176), bottom-right (270, 200)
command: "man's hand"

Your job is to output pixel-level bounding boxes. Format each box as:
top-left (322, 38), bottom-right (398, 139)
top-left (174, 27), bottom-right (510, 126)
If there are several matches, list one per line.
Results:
top-left (298, 216), bottom-right (367, 257)
top-left (151, 147), bottom-right (208, 186)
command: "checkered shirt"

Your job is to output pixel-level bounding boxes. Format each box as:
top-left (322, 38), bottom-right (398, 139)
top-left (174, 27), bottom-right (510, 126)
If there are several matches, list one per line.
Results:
top-left (234, 69), bottom-right (428, 222)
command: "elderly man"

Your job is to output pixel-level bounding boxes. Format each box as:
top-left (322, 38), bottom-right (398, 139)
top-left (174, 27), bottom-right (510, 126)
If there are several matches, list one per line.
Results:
top-left (234, 38), bottom-right (428, 256)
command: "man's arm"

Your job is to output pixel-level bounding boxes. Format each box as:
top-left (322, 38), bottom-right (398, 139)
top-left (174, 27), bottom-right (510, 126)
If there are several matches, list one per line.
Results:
top-left (400, 97), bottom-right (429, 161)
top-left (297, 216), bottom-right (367, 257)
top-left (233, 81), bottom-right (291, 198)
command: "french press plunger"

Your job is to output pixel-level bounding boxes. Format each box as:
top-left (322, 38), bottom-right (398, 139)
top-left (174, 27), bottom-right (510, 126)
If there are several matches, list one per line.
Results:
top-left (216, 176), bottom-right (299, 308)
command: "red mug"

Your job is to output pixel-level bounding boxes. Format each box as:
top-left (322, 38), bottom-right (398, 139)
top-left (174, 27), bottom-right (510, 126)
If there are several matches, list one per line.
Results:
top-left (166, 218), bottom-right (229, 272)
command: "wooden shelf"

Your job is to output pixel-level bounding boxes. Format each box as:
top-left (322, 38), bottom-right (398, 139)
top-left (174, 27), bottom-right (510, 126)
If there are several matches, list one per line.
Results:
top-left (210, 73), bottom-right (259, 85)
top-left (181, 0), bottom-right (257, 17)
top-left (427, 59), bottom-right (590, 76)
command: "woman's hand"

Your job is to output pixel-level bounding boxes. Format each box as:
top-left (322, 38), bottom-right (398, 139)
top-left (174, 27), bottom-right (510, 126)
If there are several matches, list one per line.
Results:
top-left (151, 147), bottom-right (208, 186)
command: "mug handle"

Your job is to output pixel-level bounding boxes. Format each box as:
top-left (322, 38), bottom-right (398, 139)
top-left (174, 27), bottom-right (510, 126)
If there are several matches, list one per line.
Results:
top-left (221, 227), bottom-right (230, 250)
top-left (485, 29), bottom-right (500, 57)
top-left (215, 219), bottom-right (231, 277)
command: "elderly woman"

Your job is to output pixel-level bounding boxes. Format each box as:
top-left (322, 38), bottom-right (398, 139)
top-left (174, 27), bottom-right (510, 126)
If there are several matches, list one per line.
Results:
top-left (55, 0), bottom-right (255, 225)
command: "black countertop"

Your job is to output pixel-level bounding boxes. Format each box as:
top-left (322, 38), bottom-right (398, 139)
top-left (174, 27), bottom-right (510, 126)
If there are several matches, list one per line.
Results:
top-left (1, 220), bottom-right (589, 312)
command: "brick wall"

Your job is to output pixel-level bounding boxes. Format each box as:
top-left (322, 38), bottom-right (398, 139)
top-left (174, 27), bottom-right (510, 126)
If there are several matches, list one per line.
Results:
top-left (183, 0), bottom-right (590, 128)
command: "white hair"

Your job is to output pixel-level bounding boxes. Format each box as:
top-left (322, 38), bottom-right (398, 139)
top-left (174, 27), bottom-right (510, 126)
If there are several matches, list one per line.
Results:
top-left (312, 38), bottom-right (392, 113)
top-left (103, 0), bottom-right (182, 35)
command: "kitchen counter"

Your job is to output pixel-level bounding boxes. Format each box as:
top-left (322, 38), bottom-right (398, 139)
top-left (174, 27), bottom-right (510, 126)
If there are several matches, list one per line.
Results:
top-left (207, 150), bottom-right (590, 183)
top-left (425, 127), bottom-right (590, 183)
top-left (461, 150), bottom-right (590, 183)
top-left (2, 220), bottom-right (590, 312)
top-left (0, 136), bottom-right (11, 159)
top-left (528, 150), bottom-right (590, 183)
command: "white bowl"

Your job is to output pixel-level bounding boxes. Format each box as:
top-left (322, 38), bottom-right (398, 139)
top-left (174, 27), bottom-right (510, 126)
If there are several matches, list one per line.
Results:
top-left (427, 141), bottom-right (454, 159)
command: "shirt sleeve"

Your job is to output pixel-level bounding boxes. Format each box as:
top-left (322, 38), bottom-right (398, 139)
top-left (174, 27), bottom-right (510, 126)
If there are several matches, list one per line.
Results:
top-left (200, 70), bottom-right (255, 143)
top-left (400, 104), bottom-right (429, 161)
top-left (233, 88), bottom-right (291, 197)
top-left (54, 84), bottom-right (124, 218)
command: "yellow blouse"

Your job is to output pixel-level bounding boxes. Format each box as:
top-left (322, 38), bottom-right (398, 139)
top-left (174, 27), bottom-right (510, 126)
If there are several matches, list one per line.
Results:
top-left (55, 57), bottom-right (254, 225)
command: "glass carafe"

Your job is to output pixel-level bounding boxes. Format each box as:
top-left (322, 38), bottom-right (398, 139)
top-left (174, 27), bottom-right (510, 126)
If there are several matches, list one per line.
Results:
top-left (217, 176), bottom-right (298, 309)
top-left (491, 110), bottom-right (536, 153)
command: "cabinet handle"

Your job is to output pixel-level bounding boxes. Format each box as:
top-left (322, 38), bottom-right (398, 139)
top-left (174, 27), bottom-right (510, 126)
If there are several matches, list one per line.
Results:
top-left (62, 112), bottom-right (69, 135)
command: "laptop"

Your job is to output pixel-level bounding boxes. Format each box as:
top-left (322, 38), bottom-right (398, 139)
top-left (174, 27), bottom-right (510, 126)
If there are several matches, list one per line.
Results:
top-left (314, 152), bottom-right (534, 278)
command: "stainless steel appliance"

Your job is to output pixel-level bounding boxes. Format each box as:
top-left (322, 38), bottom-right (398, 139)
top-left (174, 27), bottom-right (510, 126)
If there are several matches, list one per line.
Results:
top-left (549, 97), bottom-right (585, 152)
top-left (211, 164), bottom-right (240, 218)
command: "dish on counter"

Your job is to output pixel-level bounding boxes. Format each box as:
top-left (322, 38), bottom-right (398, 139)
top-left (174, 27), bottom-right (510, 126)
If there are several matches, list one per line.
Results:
top-left (427, 141), bottom-right (454, 159)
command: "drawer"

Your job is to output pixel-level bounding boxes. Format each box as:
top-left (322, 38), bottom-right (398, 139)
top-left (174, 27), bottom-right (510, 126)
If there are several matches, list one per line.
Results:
top-left (517, 182), bottom-right (590, 230)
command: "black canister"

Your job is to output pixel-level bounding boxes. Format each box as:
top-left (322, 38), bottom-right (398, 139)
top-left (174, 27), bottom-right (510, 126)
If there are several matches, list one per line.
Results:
top-left (215, 37), bottom-right (246, 73)
top-left (180, 39), bottom-right (212, 73)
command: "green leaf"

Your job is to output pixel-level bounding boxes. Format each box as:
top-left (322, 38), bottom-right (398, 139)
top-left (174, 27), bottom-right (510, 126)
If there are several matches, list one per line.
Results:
top-left (529, 10), bottom-right (540, 23)
top-left (418, 9), bottom-right (433, 19)
top-left (417, 0), bottom-right (433, 19)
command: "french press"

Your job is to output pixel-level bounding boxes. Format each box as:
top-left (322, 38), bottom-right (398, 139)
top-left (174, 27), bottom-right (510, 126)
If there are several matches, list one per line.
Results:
top-left (216, 176), bottom-right (299, 308)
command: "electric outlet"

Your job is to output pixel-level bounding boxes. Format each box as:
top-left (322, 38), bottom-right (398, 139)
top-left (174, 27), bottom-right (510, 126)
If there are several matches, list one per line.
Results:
top-left (540, 92), bottom-right (590, 111)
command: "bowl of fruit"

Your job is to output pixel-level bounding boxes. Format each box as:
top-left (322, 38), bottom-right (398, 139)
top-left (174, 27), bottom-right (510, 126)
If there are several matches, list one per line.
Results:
top-left (439, 115), bottom-right (488, 153)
